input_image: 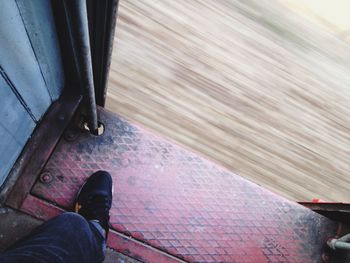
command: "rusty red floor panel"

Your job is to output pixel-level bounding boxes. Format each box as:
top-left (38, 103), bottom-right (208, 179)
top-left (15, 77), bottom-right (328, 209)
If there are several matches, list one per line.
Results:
top-left (25, 108), bottom-right (337, 262)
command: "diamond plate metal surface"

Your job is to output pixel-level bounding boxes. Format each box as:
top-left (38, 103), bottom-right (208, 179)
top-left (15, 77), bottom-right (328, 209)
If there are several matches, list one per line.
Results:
top-left (32, 108), bottom-right (337, 262)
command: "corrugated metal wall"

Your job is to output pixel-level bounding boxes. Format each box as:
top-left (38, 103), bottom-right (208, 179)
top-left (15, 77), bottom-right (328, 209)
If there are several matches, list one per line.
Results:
top-left (0, 0), bottom-right (64, 186)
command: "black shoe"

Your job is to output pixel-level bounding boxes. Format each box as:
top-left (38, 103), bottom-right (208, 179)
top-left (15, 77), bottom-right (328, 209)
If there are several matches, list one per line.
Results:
top-left (75, 170), bottom-right (113, 236)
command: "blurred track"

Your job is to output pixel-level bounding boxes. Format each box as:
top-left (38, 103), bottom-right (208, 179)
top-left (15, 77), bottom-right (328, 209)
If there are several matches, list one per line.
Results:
top-left (106, 0), bottom-right (350, 202)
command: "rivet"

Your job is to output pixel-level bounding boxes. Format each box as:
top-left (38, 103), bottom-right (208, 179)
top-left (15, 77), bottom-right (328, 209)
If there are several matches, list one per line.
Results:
top-left (40, 171), bottom-right (53, 184)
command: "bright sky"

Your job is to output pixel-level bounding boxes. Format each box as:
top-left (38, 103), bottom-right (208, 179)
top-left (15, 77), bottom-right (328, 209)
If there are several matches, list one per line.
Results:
top-left (281, 0), bottom-right (350, 32)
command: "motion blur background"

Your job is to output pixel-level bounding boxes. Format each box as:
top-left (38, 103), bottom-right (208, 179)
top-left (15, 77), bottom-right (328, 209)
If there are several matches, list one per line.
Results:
top-left (106, 0), bottom-right (350, 202)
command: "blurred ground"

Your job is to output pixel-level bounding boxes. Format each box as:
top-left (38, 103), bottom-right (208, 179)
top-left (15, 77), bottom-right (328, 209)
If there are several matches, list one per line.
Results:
top-left (106, 0), bottom-right (350, 202)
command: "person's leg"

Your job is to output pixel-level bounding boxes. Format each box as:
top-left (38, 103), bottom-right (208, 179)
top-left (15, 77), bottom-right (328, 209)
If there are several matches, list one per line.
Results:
top-left (0, 212), bottom-right (105, 263)
top-left (0, 170), bottom-right (112, 263)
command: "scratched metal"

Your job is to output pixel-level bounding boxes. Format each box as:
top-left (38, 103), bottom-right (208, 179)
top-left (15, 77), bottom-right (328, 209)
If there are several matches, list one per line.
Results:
top-left (32, 108), bottom-right (337, 262)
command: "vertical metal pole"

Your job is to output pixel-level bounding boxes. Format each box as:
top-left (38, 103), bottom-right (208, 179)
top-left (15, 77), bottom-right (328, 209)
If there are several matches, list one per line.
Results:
top-left (65, 0), bottom-right (98, 134)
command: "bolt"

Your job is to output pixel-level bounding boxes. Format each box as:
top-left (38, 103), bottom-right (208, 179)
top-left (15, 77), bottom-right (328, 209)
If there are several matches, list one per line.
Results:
top-left (42, 174), bottom-right (50, 181)
top-left (66, 132), bottom-right (74, 140)
top-left (58, 113), bottom-right (65, 121)
top-left (64, 129), bottom-right (80, 142)
top-left (40, 171), bottom-right (53, 184)
top-left (321, 253), bottom-right (330, 262)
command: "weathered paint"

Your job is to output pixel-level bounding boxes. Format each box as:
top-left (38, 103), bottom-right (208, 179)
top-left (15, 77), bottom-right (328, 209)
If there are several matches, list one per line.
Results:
top-left (16, 0), bottom-right (65, 101)
top-left (0, 75), bottom-right (35, 186)
top-left (0, 0), bottom-right (51, 121)
top-left (0, 0), bottom-right (65, 187)
top-left (31, 108), bottom-right (338, 262)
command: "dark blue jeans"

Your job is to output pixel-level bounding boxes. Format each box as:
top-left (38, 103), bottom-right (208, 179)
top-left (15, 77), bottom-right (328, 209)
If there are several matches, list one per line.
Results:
top-left (0, 212), bottom-right (105, 263)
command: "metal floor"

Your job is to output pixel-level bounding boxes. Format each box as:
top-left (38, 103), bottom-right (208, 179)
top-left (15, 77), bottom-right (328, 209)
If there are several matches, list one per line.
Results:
top-left (15, 109), bottom-right (338, 262)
